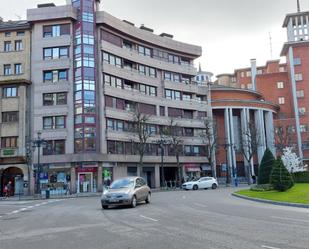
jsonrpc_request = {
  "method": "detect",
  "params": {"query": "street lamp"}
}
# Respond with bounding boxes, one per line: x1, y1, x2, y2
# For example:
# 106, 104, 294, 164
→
32, 131, 47, 195
157, 138, 168, 188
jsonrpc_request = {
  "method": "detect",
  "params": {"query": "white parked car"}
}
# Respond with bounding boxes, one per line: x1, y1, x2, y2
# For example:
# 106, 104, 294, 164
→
182, 177, 218, 190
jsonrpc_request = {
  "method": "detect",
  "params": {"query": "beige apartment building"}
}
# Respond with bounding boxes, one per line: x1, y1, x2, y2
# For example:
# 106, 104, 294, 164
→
0, 20, 31, 196
21, 0, 209, 196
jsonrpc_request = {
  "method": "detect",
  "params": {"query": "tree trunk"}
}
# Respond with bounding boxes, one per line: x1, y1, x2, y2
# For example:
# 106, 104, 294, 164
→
176, 154, 181, 185
138, 153, 144, 177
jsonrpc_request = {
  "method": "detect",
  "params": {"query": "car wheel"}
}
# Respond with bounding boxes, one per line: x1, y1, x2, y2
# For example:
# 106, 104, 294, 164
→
131, 195, 137, 208
145, 193, 151, 204
212, 183, 217, 189
102, 204, 108, 209
193, 185, 198, 190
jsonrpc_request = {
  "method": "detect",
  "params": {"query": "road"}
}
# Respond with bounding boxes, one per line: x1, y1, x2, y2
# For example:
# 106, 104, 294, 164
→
0, 188, 309, 249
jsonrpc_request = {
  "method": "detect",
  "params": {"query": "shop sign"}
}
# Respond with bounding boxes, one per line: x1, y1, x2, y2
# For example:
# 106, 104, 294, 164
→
3, 149, 15, 156
39, 172, 48, 180
76, 167, 97, 173
184, 163, 201, 172
201, 164, 211, 171
221, 164, 227, 172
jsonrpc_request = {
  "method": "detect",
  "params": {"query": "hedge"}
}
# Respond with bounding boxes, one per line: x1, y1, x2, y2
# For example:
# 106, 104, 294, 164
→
292, 171, 309, 183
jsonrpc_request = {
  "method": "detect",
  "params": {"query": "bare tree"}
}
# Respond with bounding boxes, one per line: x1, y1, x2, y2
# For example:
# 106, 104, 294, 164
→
200, 117, 217, 178
163, 119, 183, 183
240, 121, 262, 184
275, 125, 295, 155
132, 111, 152, 176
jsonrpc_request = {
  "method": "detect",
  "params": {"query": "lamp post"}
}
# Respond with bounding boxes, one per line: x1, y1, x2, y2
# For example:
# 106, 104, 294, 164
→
32, 131, 46, 195
224, 142, 231, 186
157, 138, 168, 188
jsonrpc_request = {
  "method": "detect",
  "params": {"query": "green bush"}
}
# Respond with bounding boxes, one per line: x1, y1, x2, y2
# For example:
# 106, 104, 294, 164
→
292, 171, 309, 183
258, 148, 275, 184
250, 184, 274, 192
270, 158, 294, 192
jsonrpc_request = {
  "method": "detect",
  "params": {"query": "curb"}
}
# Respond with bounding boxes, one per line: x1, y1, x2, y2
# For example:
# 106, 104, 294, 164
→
232, 192, 309, 209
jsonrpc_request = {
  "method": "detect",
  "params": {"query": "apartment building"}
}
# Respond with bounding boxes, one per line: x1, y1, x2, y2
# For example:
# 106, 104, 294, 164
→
212, 7, 309, 182
0, 20, 31, 196
27, 0, 209, 194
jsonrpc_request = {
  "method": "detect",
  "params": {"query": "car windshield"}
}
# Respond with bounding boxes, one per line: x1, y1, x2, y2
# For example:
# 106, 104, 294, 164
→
110, 179, 134, 189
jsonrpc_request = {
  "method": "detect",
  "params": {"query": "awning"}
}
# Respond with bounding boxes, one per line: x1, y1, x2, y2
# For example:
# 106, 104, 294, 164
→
184, 164, 201, 172
201, 164, 211, 171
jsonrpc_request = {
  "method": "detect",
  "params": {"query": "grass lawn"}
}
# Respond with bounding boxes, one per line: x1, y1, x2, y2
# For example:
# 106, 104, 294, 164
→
235, 183, 309, 204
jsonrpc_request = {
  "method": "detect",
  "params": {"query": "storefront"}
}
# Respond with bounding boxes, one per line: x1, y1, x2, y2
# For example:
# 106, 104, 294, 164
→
76, 163, 98, 193
39, 164, 70, 196
184, 163, 201, 181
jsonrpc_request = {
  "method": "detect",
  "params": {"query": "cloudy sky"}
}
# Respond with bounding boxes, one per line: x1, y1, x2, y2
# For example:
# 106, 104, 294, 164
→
1, 0, 308, 76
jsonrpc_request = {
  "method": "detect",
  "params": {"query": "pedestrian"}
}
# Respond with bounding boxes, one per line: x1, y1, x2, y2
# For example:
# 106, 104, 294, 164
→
3, 184, 8, 198
6, 181, 12, 198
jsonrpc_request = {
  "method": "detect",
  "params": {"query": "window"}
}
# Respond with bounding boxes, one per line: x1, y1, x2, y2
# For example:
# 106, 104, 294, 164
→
43, 93, 54, 106
1, 137, 18, 148
165, 90, 172, 99
4, 41, 12, 52
43, 140, 65, 155
43, 24, 70, 37
257, 69, 263, 75
240, 72, 245, 78
278, 97, 285, 105
16, 31, 25, 36
15, 40, 23, 51
4, 65, 12, 75
246, 71, 251, 77
14, 64, 22, 75
82, 12, 94, 22
295, 73, 303, 81
138, 45, 152, 57
296, 90, 304, 98
44, 46, 69, 59
164, 72, 172, 81
182, 93, 191, 101
43, 116, 66, 129
299, 107, 306, 116
5, 32, 11, 37
2, 112, 18, 122
277, 82, 284, 89
43, 69, 68, 82
294, 58, 301, 65
3, 87, 17, 97
279, 67, 285, 72
300, 125, 308, 133
247, 84, 253, 89
56, 92, 67, 105
139, 65, 146, 75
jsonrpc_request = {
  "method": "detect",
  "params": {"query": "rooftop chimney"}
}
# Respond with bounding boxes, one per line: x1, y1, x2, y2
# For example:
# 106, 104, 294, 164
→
37, 3, 56, 8
250, 59, 257, 91
140, 24, 154, 33
160, 33, 173, 39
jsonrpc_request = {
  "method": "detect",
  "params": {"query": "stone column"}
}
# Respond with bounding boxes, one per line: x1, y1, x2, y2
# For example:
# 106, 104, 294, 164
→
265, 111, 276, 156
240, 108, 250, 178
70, 166, 76, 194
97, 163, 103, 192
224, 108, 232, 182
155, 164, 160, 188
228, 108, 237, 180
254, 109, 266, 164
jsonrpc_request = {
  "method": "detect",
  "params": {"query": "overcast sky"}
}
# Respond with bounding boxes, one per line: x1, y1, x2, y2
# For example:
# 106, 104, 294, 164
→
1, 0, 308, 77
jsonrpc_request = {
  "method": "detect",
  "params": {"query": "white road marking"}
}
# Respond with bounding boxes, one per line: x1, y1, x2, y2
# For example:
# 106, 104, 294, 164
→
271, 216, 309, 223
193, 203, 207, 208
11, 210, 19, 214
261, 245, 281, 249
27, 206, 34, 209
41, 202, 48, 205
20, 208, 27, 211
182, 196, 186, 199
139, 215, 158, 222
34, 204, 41, 207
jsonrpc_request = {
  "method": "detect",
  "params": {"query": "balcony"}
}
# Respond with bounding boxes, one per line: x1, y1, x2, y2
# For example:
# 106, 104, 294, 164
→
1, 148, 18, 157
101, 40, 197, 76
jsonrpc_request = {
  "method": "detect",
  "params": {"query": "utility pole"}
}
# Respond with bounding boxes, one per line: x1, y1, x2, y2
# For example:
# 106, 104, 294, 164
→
297, 0, 301, 12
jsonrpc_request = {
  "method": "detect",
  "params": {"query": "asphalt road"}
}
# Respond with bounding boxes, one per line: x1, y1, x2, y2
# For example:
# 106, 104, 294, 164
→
0, 188, 309, 249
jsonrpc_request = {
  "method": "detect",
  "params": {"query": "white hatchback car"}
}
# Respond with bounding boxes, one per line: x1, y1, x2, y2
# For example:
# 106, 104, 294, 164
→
182, 177, 218, 190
